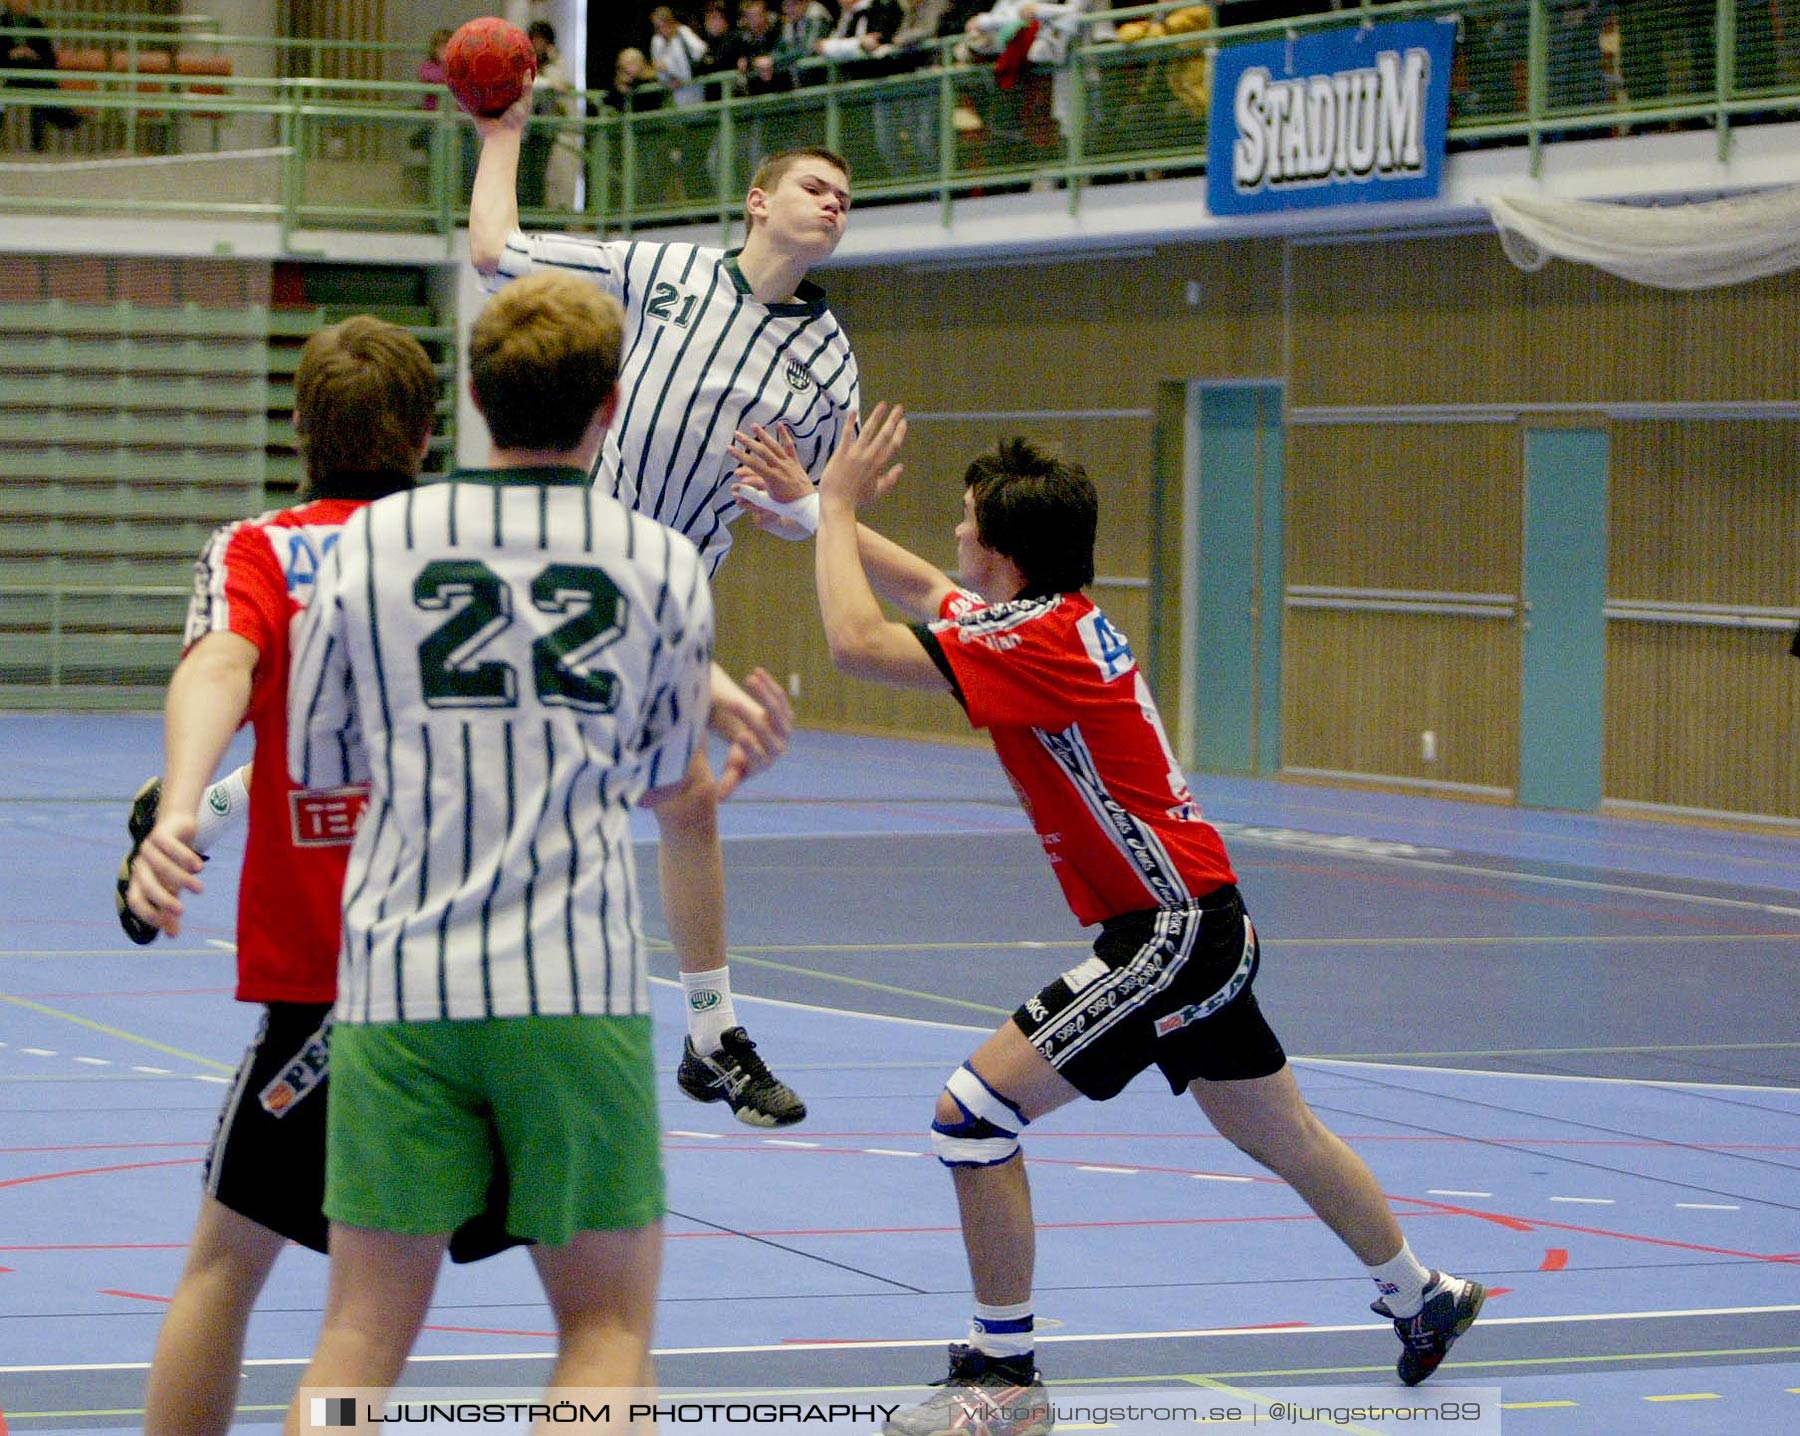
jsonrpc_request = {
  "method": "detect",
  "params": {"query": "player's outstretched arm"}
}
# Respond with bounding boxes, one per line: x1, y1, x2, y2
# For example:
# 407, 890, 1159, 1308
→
127, 632, 257, 938
467, 95, 529, 275
815, 404, 950, 689
732, 419, 954, 620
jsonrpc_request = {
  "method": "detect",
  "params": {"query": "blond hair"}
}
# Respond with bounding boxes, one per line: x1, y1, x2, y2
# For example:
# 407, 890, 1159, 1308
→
470, 273, 624, 452
294, 316, 436, 484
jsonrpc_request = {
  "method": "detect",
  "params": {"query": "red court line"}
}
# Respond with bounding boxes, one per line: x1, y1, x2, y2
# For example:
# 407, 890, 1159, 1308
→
1540, 1248, 1570, 1271
0, 1158, 202, 1191
100, 1289, 168, 1304
0, 1142, 207, 1155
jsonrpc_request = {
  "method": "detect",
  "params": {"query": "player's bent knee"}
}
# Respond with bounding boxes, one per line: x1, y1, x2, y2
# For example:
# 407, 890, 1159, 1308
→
930, 1062, 1028, 1167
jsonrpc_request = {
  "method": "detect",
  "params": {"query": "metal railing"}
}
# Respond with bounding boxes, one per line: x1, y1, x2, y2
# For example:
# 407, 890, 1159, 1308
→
1, 2, 1797, 243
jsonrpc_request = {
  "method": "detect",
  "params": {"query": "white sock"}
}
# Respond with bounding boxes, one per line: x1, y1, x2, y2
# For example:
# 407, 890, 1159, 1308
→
969, 1298, 1034, 1362
681, 968, 738, 1052
1367, 1241, 1434, 1317
191, 767, 249, 854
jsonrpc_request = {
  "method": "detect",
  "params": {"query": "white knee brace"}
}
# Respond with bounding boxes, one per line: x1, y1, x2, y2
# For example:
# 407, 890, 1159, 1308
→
930, 1062, 1028, 1167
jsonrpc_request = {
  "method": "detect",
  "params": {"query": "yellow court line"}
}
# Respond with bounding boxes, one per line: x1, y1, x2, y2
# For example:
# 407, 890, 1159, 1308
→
1643, 1392, 1721, 1402
1504, 1400, 1579, 1409
0, 991, 234, 1072
1181, 1375, 1389, 1436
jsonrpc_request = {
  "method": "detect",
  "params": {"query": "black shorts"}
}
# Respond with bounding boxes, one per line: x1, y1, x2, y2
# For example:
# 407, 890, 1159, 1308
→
204, 1001, 521, 1262
1011, 888, 1287, 1101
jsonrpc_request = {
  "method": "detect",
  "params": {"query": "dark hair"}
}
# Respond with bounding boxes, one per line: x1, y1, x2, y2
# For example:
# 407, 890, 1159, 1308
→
963, 438, 1097, 595
294, 315, 435, 492
528, 20, 555, 45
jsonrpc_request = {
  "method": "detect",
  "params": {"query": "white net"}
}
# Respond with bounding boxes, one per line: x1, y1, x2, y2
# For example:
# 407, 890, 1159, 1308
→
1484, 186, 1800, 289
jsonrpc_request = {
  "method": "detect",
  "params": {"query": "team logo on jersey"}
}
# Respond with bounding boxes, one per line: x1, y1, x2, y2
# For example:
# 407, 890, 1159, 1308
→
783, 359, 813, 393
289, 786, 368, 846
259, 1028, 329, 1115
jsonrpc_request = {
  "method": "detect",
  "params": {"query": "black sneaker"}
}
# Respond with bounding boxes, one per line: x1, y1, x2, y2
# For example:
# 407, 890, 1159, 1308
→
1372, 1272, 1486, 1386
676, 1026, 806, 1127
884, 1343, 1053, 1436
114, 777, 163, 946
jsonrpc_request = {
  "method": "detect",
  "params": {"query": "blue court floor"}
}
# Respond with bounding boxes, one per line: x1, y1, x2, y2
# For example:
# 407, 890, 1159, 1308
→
2, 716, 1797, 1432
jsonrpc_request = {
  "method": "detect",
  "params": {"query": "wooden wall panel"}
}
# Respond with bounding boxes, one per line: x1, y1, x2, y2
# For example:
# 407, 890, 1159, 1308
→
1284, 424, 1521, 592
1605, 623, 1800, 818
1610, 421, 1800, 604
1290, 234, 1800, 409
826, 240, 1285, 411
723, 235, 1290, 742
1281, 611, 1520, 790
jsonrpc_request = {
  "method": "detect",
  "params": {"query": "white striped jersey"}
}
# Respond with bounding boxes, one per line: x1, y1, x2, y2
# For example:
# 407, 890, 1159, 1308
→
287, 468, 714, 1025
490, 231, 860, 574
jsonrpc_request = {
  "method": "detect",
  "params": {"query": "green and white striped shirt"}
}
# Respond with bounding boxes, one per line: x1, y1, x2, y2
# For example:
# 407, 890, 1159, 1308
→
288, 468, 713, 1024
491, 233, 860, 575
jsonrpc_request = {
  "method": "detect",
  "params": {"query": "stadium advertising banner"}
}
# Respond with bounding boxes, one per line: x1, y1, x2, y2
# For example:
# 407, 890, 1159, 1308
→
1206, 19, 1456, 216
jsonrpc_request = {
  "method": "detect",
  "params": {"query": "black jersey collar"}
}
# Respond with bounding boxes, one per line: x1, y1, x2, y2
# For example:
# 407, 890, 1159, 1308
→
723, 250, 828, 316
444, 465, 590, 487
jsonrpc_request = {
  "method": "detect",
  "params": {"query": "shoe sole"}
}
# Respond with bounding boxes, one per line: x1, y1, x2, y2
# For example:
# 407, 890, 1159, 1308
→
678, 1078, 806, 1128
1399, 1284, 1486, 1386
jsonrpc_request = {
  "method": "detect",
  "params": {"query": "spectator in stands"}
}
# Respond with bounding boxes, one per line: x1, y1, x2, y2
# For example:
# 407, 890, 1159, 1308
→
872, 0, 958, 175
417, 27, 451, 110
1618, 0, 1714, 109
606, 46, 662, 113
1543, 3, 1608, 111
817, 0, 904, 175
650, 5, 710, 107
649, 5, 714, 200
728, 0, 782, 78
525, 21, 582, 212
3, 0, 79, 151
956, 1, 1087, 166
773, 0, 834, 85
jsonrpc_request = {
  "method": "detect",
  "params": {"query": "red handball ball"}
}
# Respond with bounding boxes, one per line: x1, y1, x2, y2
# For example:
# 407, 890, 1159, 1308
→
444, 17, 536, 119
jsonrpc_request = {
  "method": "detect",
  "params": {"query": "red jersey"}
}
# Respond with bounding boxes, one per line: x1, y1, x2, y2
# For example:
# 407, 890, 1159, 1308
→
923, 590, 1236, 925
184, 498, 370, 1003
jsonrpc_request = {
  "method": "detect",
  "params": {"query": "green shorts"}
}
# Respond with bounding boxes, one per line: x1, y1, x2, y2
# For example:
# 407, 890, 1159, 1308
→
326, 1015, 663, 1246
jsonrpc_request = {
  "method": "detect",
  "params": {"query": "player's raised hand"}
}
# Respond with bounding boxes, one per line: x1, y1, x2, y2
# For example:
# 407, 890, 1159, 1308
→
126, 816, 206, 940
708, 664, 794, 800
729, 423, 815, 539
468, 92, 531, 140
819, 402, 906, 512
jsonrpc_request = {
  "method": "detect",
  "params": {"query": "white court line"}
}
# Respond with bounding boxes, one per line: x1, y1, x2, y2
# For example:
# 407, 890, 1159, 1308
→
657, 984, 1800, 1093
721, 828, 1800, 918
10, 1303, 1800, 1376
1550, 1196, 1617, 1205
1429, 1189, 1493, 1198
1676, 1203, 1742, 1211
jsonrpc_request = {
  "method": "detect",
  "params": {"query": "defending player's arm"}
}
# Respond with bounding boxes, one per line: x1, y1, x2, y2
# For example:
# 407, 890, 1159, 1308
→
814, 404, 951, 689
125, 632, 258, 937
733, 419, 955, 621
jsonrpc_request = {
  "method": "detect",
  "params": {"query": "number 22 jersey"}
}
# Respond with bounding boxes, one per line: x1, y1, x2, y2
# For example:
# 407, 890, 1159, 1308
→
916, 590, 1237, 926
